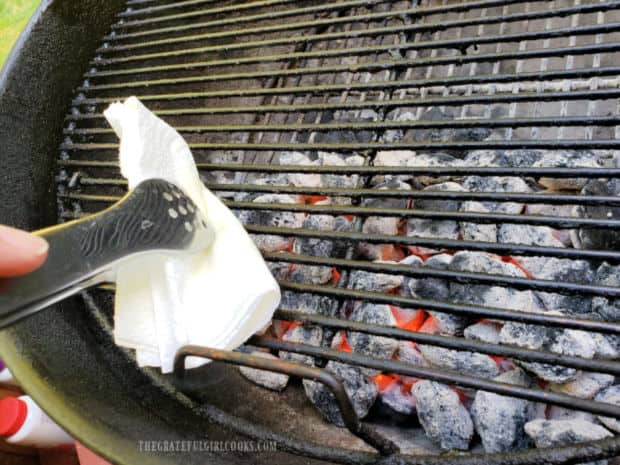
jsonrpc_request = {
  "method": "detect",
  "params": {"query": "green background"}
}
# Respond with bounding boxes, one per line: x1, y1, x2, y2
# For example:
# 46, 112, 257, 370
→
0, 1, 39, 67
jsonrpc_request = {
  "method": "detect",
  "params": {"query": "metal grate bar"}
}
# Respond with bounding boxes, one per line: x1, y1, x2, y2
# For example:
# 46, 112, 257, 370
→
74, 67, 620, 105
83, 43, 620, 88
274, 280, 620, 334
96, 2, 620, 61
112, 0, 387, 31
245, 224, 620, 263
56, 160, 620, 178
75, 282, 620, 338
59, 139, 620, 152
57, 192, 620, 229
92, 23, 620, 74
126, 0, 162, 5
119, 0, 258, 18
265, 252, 620, 298
62, 115, 620, 133
249, 336, 620, 419
72, 91, 620, 117
54, 217, 620, 273
77, 178, 620, 207
104, 0, 548, 44
272, 310, 620, 375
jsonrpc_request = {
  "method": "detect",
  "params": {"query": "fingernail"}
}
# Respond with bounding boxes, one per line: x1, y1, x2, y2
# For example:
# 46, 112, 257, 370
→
0, 226, 49, 256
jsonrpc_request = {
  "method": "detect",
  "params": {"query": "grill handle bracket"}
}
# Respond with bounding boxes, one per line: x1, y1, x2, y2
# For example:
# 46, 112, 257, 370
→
173, 344, 400, 456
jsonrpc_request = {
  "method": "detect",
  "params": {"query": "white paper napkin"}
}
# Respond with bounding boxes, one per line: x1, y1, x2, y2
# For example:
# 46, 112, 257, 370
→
104, 97, 281, 373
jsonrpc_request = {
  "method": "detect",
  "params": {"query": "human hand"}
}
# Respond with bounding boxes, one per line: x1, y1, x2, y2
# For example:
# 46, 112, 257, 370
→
0, 226, 49, 277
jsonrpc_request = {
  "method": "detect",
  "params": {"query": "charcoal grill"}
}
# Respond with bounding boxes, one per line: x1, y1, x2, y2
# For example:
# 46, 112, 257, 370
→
2, 0, 620, 464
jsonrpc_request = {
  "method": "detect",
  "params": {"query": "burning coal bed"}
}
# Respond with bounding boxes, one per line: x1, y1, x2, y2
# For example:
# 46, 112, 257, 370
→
214, 110, 620, 456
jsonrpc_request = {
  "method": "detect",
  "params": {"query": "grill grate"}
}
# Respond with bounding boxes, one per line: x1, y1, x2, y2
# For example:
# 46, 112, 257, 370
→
57, 0, 620, 463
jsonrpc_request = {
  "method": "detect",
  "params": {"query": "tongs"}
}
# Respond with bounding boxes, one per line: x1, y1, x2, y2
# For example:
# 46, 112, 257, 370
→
0, 179, 212, 329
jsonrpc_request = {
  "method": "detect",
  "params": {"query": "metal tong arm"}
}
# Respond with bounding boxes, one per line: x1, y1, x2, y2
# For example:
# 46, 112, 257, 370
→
0, 179, 208, 329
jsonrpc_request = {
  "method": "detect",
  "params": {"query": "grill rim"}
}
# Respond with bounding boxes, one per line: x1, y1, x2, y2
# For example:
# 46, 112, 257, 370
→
4, 0, 620, 463
87, 0, 620, 459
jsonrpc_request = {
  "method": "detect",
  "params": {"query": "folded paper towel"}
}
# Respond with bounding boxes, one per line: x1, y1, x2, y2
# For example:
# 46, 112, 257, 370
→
104, 97, 281, 373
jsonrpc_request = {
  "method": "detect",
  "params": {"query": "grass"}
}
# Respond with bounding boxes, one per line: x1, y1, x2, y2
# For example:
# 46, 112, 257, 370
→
0, 0, 40, 68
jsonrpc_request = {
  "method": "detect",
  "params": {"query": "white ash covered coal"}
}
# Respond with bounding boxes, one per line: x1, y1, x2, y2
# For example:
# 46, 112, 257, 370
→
471, 368, 535, 453
346, 303, 399, 360
449, 252, 541, 312
288, 214, 354, 286
499, 322, 590, 383
374, 376, 418, 417
593, 263, 620, 322
231, 80, 620, 459
463, 149, 609, 187
547, 406, 598, 424
464, 321, 502, 344
396, 337, 428, 363
460, 175, 531, 243
525, 203, 575, 247
279, 324, 323, 367
387, 107, 491, 145
236, 193, 306, 253
303, 360, 379, 427
412, 380, 474, 451
315, 109, 380, 145
417, 344, 500, 380
348, 269, 404, 293
524, 419, 613, 465
596, 386, 620, 433
345, 270, 404, 362
404, 254, 464, 335
374, 149, 461, 187
359, 178, 411, 262
548, 372, 614, 400
575, 179, 620, 251
239, 351, 290, 392
279, 291, 336, 317
279, 150, 365, 199
518, 257, 594, 317
497, 223, 566, 248
406, 182, 465, 250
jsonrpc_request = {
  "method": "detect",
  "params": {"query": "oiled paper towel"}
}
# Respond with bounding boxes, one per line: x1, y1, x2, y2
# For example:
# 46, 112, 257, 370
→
104, 97, 281, 373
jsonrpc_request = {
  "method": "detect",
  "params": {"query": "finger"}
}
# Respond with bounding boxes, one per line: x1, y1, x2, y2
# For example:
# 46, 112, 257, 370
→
0, 226, 49, 277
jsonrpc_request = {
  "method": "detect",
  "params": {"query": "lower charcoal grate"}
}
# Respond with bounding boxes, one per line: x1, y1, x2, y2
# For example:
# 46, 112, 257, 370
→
57, 0, 620, 463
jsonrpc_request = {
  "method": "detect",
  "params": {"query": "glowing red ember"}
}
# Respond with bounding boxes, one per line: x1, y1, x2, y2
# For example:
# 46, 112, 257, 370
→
389, 306, 427, 332
406, 246, 434, 261
418, 315, 441, 334
300, 195, 328, 205
331, 267, 341, 284
372, 373, 399, 392
500, 256, 533, 279
381, 245, 406, 261
271, 320, 301, 339
337, 331, 353, 353
450, 386, 468, 403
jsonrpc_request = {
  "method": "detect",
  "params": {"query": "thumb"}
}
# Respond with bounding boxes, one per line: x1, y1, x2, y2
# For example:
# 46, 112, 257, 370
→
0, 226, 49, 277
